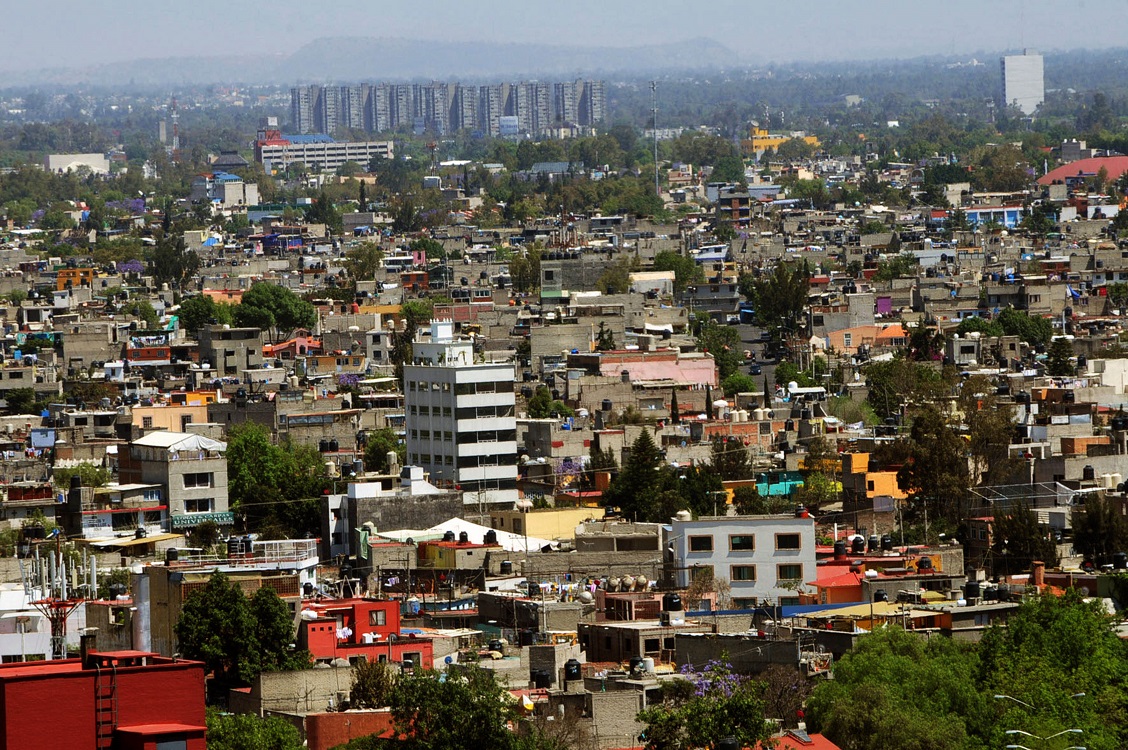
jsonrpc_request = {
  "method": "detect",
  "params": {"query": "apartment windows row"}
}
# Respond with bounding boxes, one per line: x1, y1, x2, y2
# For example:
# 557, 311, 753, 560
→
456, 405, 515, 420
410, 404, 453, 417
410, 429, 455, 442
454, 381, 514, 396
410, 452, 454, 467
687, 532, 802, 553
692, 563, 805, 585
409, 380, 452, 393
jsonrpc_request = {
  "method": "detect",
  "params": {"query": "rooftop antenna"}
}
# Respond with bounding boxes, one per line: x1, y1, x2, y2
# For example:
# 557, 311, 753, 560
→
651, 81, 659, 197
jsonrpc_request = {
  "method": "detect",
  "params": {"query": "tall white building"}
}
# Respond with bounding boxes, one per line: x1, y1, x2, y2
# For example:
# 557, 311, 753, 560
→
404, 321, 519, 507
1001, 50, 1044, 116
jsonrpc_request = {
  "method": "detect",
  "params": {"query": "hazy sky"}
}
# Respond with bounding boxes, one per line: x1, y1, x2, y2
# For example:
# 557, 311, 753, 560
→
4, 0, 1128, 71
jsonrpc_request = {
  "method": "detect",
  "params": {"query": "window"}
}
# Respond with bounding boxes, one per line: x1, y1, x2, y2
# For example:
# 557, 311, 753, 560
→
369, 609, 387, 626
142, 416, 153, 428
183, 473, 212, 489
729, 535, 754, 551
777, 563, 803, 582
731, 565, 756, 582
733, 598, 758, 609
775, 533, 801, 550
843, 333, 853, 348
644, 637, 660, 652
184, 497, 213, 513
688, 535, 713, 552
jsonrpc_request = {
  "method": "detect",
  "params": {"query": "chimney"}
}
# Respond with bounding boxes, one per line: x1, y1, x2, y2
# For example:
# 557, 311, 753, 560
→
1032, 560, 1045, 588
80, 629, 98, 668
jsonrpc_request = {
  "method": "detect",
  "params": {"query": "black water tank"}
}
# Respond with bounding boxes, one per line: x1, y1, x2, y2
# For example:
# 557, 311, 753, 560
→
964, 580, 981, 599
303, 582, 314, 597
868, 535, 879, 552
881, 534, 894, 552
917, 557, 934, 572
601, 399, 613, 412
1062, 390, 1076, 404
443, 530, 456, 542
1113, 415, 1128, 432
718, 739, 740, 750
329, 439, 340, 452
564, 658, 582, 681
1083, 465, 1096, 481
458, 531, 469, 544
500, 560, 514, 575
874, 589, 889, 603
226, 537, 242, 557
662, 592, 683, 612
488, 639, 504, 653
531, 669, 552, 689
484, 530, 498, 545
165, 547, 179, 563
629, 656, 645, 673
851, 536, 866, 554
70, 474, 83, 490
996, 583, 1011, 602
1114, 552, 1128, 570
319, 439, 330, 453
833, 540, 848, 558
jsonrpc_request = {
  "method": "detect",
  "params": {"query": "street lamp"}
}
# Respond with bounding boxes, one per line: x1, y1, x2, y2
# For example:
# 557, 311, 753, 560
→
994, 693, 1085, 710
1005, 730, 1083, 742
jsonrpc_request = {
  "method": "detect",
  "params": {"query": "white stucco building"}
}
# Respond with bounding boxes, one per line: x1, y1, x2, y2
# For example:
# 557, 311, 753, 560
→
404, 320, 518, 507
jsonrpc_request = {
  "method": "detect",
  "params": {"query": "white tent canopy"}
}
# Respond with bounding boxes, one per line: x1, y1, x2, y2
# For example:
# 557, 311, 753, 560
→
376, 517, 556, 554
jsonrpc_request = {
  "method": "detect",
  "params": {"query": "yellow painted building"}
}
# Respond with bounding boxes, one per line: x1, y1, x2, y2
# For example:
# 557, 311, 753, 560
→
742, 128, 820, 156
131, 403, 210, 432
490, 506, 603, 541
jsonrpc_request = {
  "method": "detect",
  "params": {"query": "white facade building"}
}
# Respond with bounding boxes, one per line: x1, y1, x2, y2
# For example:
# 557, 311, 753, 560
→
669, 514, 817, 608
404, 320, 518, 507
1001, 50, 1044, 116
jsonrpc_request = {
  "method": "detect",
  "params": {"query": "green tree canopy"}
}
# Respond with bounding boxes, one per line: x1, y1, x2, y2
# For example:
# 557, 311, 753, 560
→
177, 294, 233, 335
997, 307, 1052, 346
638, 660, 773, 750
652, 250, 704, 296
205, 708, 303, 750
740, 261, 811, 340
363, 427, 406, 474
239, 282, 317, 338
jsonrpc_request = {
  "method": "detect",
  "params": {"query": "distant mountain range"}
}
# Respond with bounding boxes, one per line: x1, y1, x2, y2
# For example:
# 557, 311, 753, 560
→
1, 37, 742, 88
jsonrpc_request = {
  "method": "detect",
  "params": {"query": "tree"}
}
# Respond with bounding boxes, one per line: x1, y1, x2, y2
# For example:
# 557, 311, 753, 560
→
697, 317, 743, 380
1072, 493, 1128, 566
149, 235, 200, 290
721, 372, 757, 397
906, 320, 945, 361
997, 307, 1052, 346
864, 358, 950, 421
225, 423, 328, 535
52, 462, 111, 490
595, 321, 616, 351
175, 572, 267, 689
652, 250, 704, 296
391, 299, 433, 383
806, 627, 987, 750
896, 405, 970, 528
509, 246, 542, 293
602, 430, 666, 520
596, 255, 638, 295
386, 667, 520, 750
638, 660, 773, 750
238, 282, 317, 339
977, 591, 1128, 750
178, 294, 233, 335
344, 241, 385, 282
249, 586, 311, 673
1046, 337, 1075, 376
712, 155, 747, 183
732, 485, 791, 515
3, 387, 43, 416
350, 659, 396, 709
527, 385, 572, 419
742, 261, 811, 340
205, 708, 303, 750
758, 664, 813, 728
304, 190, 342, 234
955, 316, 1003, 338
711, 436, 753, 480
122, 298, 159, 328
959, 375, 1017, 486
990, 501, 1059, 577
363, 427, 405, 473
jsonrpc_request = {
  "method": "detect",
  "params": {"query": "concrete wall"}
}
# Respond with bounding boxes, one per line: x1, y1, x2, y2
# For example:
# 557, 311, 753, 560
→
518, 550, 665, 582
229, 666, 356, 715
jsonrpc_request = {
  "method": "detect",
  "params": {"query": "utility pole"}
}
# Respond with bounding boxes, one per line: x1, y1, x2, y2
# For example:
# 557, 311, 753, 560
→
651, 81, 659, 197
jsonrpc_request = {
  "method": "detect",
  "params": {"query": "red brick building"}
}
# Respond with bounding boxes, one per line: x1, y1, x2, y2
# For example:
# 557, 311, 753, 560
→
0, 645, 206, 750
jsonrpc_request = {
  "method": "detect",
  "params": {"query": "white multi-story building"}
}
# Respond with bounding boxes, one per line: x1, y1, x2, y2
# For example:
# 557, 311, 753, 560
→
669, 514, 817, 608
1001, 50, 1044, 116
404, 320, 518, 507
